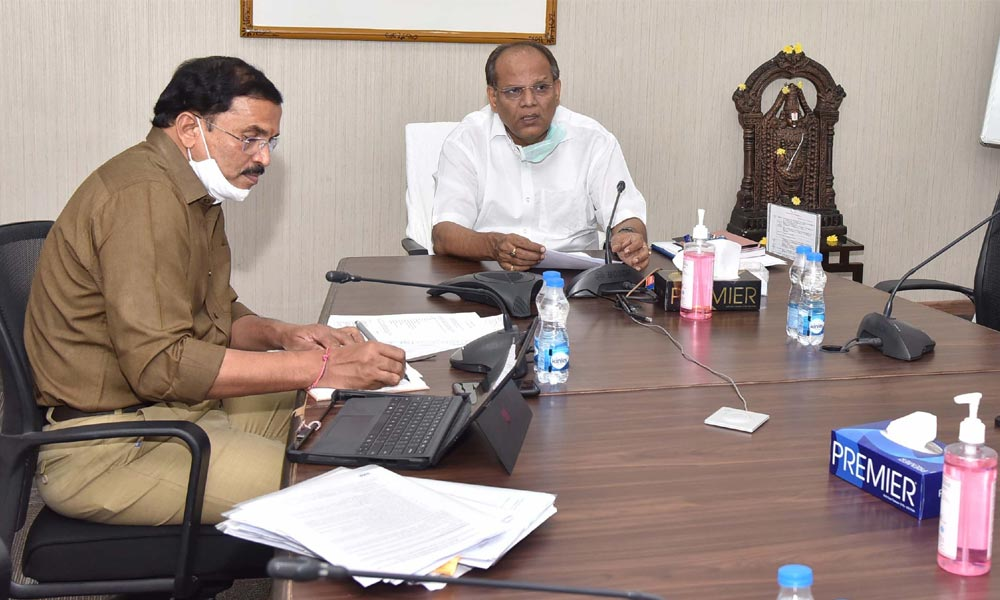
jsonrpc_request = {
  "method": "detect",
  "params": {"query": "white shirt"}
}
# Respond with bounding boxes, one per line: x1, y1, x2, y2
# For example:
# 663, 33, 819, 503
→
431, 105, 647, 252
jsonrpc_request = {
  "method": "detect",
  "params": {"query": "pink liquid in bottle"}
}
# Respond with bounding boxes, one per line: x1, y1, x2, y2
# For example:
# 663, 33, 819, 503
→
937, 447, 997, 576
680, 245, 714, 320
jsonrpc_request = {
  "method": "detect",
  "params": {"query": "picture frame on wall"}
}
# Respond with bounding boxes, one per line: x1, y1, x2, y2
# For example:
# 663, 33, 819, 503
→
240, 0, 557, 44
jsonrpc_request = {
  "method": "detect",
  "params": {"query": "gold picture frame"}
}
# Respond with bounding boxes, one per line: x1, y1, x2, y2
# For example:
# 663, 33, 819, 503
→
240, 0, 557, 44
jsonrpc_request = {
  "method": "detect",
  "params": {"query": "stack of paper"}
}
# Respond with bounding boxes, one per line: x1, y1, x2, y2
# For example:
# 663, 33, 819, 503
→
218, 465, 556, 588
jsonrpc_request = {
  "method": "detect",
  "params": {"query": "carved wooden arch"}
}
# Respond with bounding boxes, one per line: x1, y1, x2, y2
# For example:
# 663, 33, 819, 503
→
728, 50, 848, 241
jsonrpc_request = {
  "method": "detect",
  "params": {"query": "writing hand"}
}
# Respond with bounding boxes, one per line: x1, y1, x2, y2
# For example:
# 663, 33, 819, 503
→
321, 342, 407, 390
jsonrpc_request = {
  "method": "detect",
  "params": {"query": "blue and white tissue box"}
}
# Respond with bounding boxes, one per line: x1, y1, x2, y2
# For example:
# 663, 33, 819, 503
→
829, 421, 945, 519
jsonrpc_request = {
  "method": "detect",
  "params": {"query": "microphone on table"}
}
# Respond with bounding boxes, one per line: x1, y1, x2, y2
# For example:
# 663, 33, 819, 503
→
268, 556, 664, 600
566, 180, 645, 298
326, 270, 521, 374
836, 204, 1000, 360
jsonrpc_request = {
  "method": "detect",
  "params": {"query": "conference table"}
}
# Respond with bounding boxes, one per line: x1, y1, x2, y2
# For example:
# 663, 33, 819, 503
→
275, 255, 1000, 600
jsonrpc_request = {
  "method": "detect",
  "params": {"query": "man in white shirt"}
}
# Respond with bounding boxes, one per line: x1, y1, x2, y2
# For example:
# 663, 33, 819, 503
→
431, 42, 650, 272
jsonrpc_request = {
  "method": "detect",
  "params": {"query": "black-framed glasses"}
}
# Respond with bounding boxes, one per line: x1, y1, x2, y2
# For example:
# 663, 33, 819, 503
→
199, 117, 279, 155
494, 82, 555, 101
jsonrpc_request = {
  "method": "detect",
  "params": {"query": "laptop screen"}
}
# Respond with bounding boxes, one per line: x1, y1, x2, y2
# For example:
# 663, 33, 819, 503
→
465, 317, 538, 415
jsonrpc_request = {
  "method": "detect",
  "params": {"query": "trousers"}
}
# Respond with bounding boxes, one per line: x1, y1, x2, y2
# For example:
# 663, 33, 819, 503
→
36, 392, 294, 525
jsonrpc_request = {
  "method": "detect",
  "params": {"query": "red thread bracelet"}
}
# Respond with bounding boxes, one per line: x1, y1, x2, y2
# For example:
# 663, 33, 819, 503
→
307, 350, 330, 390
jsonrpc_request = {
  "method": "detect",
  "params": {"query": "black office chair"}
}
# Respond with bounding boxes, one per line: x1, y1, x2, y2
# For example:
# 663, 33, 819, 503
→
0, 220, 271, 599
875, 192, 1000, 332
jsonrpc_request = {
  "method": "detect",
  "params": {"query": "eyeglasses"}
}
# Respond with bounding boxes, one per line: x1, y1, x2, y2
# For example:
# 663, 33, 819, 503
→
199, 117, 279, 155
494, 82, 555, 101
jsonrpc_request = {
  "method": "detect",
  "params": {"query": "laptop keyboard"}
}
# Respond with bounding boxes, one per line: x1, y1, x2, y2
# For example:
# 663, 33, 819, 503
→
356, 396, 453, 457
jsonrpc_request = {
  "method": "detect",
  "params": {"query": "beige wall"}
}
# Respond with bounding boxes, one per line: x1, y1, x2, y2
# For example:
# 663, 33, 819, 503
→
3, 0, 1000, 324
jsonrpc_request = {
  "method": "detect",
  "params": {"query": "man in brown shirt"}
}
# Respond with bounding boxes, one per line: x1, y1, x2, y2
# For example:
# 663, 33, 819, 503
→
24, 56, 406, 525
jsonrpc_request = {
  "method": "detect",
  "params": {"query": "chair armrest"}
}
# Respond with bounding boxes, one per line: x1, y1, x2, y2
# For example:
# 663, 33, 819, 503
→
0, 537, 10, 600
874, 278, 975, 304
9, 420, 210, 597
401, 237, 429, 256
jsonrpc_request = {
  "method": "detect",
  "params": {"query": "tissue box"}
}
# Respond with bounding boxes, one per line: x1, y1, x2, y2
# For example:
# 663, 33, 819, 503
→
829, 421, 945, 519
652, 269, 762, 312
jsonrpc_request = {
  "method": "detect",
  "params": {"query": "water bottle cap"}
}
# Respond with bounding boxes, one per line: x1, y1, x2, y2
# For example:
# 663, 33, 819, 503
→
542, 270, 561, 280
796, 245, 812, 254
777, 564, 813, 587
547, 277, 565, 287
806, 252, 823, 262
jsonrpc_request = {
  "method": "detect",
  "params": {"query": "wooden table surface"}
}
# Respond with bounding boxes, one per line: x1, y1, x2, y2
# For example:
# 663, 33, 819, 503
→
280, 372, 1000, 600
274, 255, 1000, 600
319, 255, 1000, 394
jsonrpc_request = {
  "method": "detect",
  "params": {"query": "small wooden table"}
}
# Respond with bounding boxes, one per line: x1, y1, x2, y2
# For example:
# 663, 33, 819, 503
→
820, 236, 864, 283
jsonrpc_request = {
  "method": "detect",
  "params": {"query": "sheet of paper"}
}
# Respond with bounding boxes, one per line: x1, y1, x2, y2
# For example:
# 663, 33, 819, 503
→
413, 478, 557, 568
328, 313, 504, 359
536, 249, 606, 270
766, 203, 821, 261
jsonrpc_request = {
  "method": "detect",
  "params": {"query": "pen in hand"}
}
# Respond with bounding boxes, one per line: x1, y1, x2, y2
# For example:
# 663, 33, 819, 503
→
355, 320, 410, 382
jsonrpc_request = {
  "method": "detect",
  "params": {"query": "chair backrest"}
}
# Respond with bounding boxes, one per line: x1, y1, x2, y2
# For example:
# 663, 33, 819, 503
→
403, 122, 459, 253
0, 220, 53, 544
973, 192, 1000, 331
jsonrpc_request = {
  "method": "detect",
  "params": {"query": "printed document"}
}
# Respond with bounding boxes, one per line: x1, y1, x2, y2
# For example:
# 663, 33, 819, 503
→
218, 465, 556, 588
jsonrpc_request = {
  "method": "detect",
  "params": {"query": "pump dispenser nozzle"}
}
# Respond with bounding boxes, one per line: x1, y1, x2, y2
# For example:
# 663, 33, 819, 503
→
692, 209, 709, 241
955, 392, 985, 444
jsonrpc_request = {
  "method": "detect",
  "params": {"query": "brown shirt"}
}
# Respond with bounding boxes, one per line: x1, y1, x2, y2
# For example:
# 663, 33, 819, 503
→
25, 127, 255, 410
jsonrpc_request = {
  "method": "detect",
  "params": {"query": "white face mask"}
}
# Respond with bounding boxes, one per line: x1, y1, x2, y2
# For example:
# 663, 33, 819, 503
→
517, 123, 567, 163
187, 118, 251, 204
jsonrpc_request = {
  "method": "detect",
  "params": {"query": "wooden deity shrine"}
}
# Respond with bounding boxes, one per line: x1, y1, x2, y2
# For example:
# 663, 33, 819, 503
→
728, 47, 848, 241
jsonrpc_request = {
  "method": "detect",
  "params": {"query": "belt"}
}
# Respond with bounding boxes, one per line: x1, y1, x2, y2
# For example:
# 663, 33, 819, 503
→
49, 404, 144, 422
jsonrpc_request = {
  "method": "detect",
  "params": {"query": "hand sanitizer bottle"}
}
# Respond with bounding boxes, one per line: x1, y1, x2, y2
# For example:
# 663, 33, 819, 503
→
937, 392, 997, 576
680, 209, 715, 320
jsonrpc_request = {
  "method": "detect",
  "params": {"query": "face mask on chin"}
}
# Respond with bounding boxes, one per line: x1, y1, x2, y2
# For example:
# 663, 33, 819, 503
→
187, 118, 251, 204
517, 123, 567, 163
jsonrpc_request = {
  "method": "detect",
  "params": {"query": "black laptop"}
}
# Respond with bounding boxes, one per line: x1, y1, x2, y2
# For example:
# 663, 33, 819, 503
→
287, 319, 536, 473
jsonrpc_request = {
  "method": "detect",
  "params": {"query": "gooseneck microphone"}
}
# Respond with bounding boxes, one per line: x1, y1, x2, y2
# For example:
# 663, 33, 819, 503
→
566, 181, 644, 298
604, 180, 628, 265
326, 270, 518, 373
268, 556, 664, 600
846, 203, 1000, 361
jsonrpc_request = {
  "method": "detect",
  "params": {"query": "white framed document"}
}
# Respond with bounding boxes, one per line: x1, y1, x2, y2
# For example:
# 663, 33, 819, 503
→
983, 35, 1000, 146
766, 203, 821, 261
240, 0, 557, 44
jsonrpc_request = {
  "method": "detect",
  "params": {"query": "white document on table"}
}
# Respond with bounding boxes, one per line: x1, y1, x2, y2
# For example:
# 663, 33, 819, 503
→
219, 465, 506, 585
536, 249, 606, 270
766, 203, 821, 261
327, 312, 504, 359
413, 478, 557, 569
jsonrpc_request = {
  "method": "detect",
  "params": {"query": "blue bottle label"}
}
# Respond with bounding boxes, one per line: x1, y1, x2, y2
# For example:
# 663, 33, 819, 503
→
798, 304, 825, 336
550, 343, 570, 371
786, 302, 799, 330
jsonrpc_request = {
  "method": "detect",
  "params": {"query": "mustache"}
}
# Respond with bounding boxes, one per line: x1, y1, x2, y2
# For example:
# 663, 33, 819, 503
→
242, 164, 265, 177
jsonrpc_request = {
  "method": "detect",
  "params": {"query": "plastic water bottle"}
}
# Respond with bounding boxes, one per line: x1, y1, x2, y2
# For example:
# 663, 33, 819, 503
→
535, 276, 570, 385
797, 252, 827, 346
776, 564, 815, 600
533, 271, 560, 375
786, 245, 811, 338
